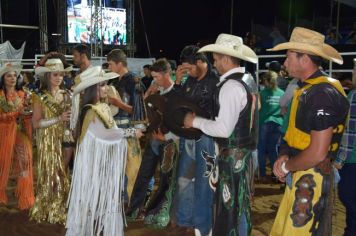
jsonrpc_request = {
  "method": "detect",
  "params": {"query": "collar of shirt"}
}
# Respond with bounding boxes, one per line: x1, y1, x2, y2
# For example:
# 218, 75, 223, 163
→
218, 67, 245, 86
297, 70, 327, 88
159, 81, 174, 95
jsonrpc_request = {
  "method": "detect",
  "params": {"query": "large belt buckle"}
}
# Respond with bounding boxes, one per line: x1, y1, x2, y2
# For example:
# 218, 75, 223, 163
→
115, 119, 130, 125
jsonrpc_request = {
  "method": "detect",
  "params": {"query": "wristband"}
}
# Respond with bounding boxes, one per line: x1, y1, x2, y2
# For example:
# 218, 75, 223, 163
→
281, 161, 290, 174
39, 117, 61, 128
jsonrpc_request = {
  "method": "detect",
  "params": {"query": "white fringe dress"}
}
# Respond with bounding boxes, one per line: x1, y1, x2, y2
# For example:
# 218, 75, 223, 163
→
66, 106, 135, 236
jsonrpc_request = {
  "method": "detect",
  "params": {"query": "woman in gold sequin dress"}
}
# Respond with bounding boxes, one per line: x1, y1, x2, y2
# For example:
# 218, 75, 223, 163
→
0, 63, 35, 210
30, 58, 73, 224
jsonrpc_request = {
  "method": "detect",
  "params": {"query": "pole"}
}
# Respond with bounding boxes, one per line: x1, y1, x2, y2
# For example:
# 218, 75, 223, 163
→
0, 1, 3, 43
138, 0, 151, 57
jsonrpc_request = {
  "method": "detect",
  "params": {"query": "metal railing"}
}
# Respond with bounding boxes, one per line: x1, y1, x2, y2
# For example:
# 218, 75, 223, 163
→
255, 51, 356, 82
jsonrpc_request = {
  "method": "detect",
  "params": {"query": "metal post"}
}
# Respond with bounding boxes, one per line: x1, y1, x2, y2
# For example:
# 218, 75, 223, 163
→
39, 0, 48, 53
0, 0, 3, 43
127, 0, 135, 57
90, 0, 102, 57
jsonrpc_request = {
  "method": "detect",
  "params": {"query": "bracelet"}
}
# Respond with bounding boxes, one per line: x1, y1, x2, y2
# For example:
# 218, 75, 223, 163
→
281, 161, 290, 174
39, 117, 61, 128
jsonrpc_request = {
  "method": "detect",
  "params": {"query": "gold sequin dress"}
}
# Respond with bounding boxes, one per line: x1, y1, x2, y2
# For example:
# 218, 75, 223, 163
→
30, 90, 70, 224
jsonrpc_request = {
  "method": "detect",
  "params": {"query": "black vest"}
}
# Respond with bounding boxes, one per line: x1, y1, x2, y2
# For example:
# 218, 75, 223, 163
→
214, 73, 257, 150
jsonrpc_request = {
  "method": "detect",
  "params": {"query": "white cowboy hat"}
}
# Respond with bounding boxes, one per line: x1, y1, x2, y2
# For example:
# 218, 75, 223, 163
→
35, 58, 73, 76
198, 33, 258, 64
268, 27, 343, 65
73, 66, 118, 95
0, 63, 22, 78
70, 66, 119, 129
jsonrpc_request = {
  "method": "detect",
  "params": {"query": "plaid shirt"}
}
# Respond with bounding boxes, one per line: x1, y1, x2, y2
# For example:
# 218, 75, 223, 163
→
336, 90, 356, 166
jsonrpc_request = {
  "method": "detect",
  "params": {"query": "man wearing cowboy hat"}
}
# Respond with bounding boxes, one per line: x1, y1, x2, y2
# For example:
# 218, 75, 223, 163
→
267, 27, 349, 236
184, 33, 259, 236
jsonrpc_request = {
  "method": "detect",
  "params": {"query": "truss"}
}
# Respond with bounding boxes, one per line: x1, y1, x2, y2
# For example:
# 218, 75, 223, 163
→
38, 0, 48, 53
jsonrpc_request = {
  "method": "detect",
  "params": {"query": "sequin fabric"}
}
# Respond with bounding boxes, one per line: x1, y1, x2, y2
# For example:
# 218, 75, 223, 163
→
29, 92, 70, 224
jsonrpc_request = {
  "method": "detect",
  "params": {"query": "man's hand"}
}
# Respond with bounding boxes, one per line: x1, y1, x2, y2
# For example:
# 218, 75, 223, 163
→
175, 65, 190, 84
183, 112, 195, 129
152, 128, 166, 142
273, 155, 289, 180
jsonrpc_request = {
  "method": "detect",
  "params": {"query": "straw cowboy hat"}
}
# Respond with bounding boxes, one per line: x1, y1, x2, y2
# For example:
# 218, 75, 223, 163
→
0, 63, 22, 78
73, 66, 118, 95
35, 58, 73, 77
268, 27, 343, 65
198, 33, 258, 64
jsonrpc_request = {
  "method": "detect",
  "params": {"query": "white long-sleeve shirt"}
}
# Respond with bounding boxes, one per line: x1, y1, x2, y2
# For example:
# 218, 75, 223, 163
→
192, 67, 247, 138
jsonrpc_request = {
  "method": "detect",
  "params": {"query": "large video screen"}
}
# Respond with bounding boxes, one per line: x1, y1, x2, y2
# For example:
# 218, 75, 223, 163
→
67, 0, 126, 45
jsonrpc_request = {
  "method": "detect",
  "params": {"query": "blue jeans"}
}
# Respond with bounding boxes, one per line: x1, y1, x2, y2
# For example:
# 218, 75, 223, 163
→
258, 121, 281, 177
338, 163, 356, 236
175, 135, 215, 236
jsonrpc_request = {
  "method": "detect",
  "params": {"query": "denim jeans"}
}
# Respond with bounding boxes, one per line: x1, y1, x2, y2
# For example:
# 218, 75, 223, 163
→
338, 163, 356, 236
175, 135, 215, 236
258, 121, 281, 177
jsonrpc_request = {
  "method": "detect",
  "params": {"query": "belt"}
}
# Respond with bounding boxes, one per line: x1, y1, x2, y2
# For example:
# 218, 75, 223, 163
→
115, 119, 130, 125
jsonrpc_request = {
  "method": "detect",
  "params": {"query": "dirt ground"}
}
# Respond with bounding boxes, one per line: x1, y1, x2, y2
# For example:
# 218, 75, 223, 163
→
0, 179, 346, 236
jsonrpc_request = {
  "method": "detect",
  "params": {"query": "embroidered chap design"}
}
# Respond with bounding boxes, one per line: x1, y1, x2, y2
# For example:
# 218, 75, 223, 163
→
201, 150, 216, 177
290, 174, 316, 227
160, 140, 175, 173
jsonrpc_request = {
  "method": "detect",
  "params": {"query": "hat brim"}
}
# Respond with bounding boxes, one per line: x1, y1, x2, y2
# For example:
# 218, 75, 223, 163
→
268, 42, 343, 65
199, 44, 258, 64
163, 96, 209, 139
0, 65, 23, 78
145, 94, 167, 133
35, 65, 73, 77
73, 72, 118, 95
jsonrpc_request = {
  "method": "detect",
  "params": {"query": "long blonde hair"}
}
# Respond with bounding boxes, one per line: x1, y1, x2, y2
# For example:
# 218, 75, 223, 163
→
263, 71, 278, 89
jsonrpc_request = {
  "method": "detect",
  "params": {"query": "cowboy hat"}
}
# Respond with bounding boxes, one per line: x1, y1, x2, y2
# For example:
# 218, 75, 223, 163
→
70, 66, 119, 129
198, 33, 258, 64
73, 66, 118, 95
268, 27, 343, 65
145, 94, 169, 134
35, 58, 73, 77
0, 63, 22, 78
163, 96, 209, 140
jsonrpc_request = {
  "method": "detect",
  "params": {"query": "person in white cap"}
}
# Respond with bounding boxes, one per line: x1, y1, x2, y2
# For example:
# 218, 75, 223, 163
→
269, 27, 349, 236
66, 66, 143, 236
30, 58, 73, 224
0, 63, 35, 210
184, 33, 259, 236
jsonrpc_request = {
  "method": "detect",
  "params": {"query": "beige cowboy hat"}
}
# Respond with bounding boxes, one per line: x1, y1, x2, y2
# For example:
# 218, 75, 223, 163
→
268, 27, 343, 65
73, 66, 118, 95
35, 58, 73, 76
0, 63, 22, 78
198, 33, 258, 64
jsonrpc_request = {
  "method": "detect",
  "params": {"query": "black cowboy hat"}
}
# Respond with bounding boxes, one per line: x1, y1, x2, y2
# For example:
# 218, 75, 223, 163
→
163, 96, 209, 140
145, 94, 169, 134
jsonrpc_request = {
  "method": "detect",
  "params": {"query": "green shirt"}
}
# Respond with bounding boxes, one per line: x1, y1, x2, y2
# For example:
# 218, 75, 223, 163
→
259, 87, 284, 126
